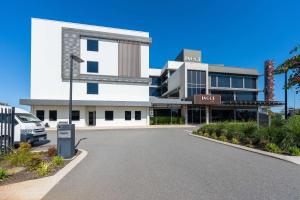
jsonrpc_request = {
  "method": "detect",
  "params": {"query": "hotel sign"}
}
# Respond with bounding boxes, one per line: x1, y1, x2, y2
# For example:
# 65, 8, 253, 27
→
193, 94, 221, 105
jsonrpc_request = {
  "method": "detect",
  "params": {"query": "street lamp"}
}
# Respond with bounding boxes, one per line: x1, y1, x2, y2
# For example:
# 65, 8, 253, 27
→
69, 54, 84, 124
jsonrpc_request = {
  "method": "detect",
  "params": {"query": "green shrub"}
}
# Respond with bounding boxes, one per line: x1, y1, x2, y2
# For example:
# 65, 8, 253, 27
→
51, 156, 64, 166
0, 168, 8, 180
271, 113, 285, 128
288, 146, 300, 156
265, 143, 282, 154
19, 142, 31, 152
285, 115, 300, 147
27, 153, 43, 171
5, 151, 32, 166
219, 135, 228, 142
47, 146, 57, 157
37, 162, 53, 176
231, 137, 239, 144
211, 132, 218, 140
203, 132, 209, 137
150, 116, 185, 125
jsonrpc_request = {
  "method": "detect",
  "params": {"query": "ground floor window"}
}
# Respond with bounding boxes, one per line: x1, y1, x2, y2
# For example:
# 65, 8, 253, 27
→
125, 111, 131, 120
135, 111, 141, 120
105, 111, 113, 121
150, 108, 183, 125
72, 110, 80, 121
49, 110, 57, 121
36, 110, 44, 121
211, 109, 234, 122
236, 109, 256, 121
187, 106, 206, 124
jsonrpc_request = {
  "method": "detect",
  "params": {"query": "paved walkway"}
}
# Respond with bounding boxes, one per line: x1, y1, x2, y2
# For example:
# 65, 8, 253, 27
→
43, 128, 300, 200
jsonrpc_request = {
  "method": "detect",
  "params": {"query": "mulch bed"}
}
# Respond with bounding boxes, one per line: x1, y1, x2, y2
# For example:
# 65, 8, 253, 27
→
0, 151, 80, 186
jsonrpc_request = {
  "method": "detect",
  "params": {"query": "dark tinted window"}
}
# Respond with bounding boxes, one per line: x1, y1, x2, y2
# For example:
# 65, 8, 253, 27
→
87, 39, 98, 51
49, 110, 57, 121
36, 110, 44, 121
87, 83, 98, 94
135, 111, 141, 120
211, 75, 217, 87
105, 111, 113, 121
211, 90, 234, 101
231, 76, 243, 88
150, 77, 161, 86
244, 77, 256, 89
236, 92, 257, 101
218, 75, 230, 87
87, 61, 98, 73
187, 70, 206, 97
125, 111, 131, 120
150, 87, 161, 97
72, 110, 80, 121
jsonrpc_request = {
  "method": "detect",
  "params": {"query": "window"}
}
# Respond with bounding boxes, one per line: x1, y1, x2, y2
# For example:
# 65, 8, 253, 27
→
135, 111, 141, 120
125, 111, 131, 120
105, 111, 113, 121
36, 110, 45, 121
150, 87, 161, 97
150, 77, 161, 86
218, 75, 230, 87
72, 111, 80, 121
87, 61, 98, 73
49, 110, 57, 121
187, 70, 206, 97
87, 83, 98, 94
87, 39, 98, 51
236, 92, 257, 101
244, 77, 256, 89
211, 90, 234, 101
211, 75, 217, 87
231, 76, 243, 88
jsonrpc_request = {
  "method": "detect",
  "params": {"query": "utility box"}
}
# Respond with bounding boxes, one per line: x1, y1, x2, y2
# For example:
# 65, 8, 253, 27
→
57, 123, 75, 159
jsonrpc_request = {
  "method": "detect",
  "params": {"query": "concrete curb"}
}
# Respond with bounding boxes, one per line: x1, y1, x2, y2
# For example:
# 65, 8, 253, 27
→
0, 149, 88, 200
187, 132, 300, 166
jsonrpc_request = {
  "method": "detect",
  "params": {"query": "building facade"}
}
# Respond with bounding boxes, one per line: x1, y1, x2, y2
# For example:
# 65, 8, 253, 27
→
21, 18, 266, 127
21, 18, 151, 127
149, 49, 259, 124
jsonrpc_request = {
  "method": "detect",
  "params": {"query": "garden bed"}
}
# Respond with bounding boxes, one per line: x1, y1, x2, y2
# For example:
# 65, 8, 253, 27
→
192, 115, 300, 156
0, 143, 77, 186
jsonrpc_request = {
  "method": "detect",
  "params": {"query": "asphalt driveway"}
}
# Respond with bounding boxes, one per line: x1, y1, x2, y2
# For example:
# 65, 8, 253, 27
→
43, 128, 300, 200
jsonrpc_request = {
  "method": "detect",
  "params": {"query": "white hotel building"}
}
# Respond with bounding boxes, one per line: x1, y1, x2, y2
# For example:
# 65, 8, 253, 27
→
21, 18, 275, 127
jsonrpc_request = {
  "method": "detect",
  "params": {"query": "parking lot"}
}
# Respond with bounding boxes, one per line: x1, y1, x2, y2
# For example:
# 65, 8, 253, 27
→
43, 128, 300, 200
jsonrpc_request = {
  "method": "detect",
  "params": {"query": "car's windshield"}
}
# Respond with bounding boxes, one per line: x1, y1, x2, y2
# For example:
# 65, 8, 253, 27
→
16, 113, 41, 123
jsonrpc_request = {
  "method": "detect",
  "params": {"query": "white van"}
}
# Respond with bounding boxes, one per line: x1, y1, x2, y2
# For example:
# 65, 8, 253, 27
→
0, 106, 47, 144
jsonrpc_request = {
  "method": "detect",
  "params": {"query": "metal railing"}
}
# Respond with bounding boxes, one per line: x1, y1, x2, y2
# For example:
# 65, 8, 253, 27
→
0, 107, 15, 155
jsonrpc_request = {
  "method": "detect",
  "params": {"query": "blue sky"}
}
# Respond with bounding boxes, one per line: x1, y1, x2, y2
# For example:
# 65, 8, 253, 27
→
0, 0, 300, 111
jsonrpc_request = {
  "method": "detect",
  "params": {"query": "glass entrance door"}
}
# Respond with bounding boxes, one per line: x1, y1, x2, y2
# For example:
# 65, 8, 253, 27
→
88, 111, 96, 126
187, 106, 206, 124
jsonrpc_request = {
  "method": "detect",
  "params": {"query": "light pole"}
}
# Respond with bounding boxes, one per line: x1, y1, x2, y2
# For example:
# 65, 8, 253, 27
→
69, 54, 84, 124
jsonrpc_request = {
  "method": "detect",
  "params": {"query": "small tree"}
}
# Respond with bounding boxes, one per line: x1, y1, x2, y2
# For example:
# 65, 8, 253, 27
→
275, 45, 300, 88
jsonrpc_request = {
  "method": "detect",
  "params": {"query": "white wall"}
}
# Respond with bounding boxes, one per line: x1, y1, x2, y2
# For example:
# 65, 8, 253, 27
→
140, 45, 149, 78
80, 38, 118, 76
31, 18, 150, 102
32, 105, 149, 127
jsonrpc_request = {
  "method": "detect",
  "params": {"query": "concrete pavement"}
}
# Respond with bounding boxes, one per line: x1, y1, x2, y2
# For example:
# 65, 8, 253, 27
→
43, 128, 300, 200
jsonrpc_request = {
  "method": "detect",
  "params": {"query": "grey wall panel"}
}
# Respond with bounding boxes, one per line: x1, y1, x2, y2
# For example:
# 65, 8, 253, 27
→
118, 42, 141, 78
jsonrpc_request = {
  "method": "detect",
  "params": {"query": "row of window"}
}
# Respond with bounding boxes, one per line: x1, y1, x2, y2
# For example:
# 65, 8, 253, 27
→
36, 110, 80, 121
210, 73, 256, 89
36, 110, 142, 121
210, 90, 257, 101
